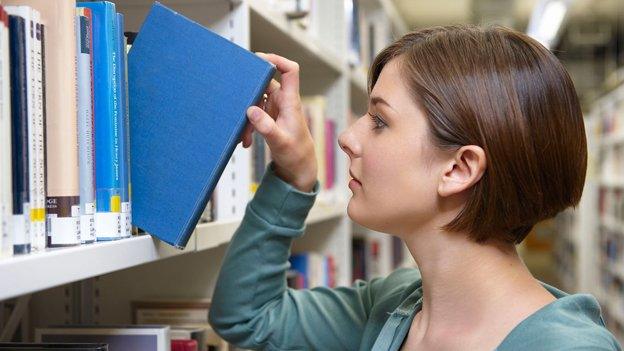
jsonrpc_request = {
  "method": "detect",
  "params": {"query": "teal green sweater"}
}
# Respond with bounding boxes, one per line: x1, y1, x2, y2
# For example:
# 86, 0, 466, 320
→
209, 165, 621, 350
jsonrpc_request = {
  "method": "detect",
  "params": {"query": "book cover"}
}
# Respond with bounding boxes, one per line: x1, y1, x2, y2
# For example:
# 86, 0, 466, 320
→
171, 340, 197, 351
128, 2, 275, 248
9, 14, 31, 254
77, 1, 121, 241
5, 0, 82, 247
76, 9, 96, 243
0, 6, 12, 257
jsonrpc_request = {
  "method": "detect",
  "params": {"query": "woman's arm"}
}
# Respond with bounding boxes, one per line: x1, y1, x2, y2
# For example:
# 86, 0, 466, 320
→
209, 163, 383, 350
209, 53, 383, 350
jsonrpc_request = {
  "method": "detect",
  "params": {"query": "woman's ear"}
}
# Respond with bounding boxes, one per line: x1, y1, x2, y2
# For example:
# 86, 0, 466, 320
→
438, 145, 487, 197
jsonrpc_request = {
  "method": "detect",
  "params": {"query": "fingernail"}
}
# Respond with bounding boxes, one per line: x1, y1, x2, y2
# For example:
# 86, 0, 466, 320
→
248, 106, 260, 121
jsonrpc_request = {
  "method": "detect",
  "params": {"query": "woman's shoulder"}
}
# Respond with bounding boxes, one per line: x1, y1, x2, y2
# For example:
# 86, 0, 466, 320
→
497, 289, 621, 350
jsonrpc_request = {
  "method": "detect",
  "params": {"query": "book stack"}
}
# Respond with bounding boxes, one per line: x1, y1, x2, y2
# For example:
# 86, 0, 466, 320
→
132, 299, 228, 351
287, 252, 336, 289
0, 0, 132, 257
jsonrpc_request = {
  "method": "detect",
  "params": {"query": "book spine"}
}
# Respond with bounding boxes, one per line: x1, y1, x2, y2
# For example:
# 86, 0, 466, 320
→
250, 132, 266, 194
8, 14, 31, 254
116, 12, 131, 238
32, 9, 46, 251
324, 119, 335, 190
6, 6, 45, 251
0, 7, 12, 257
76, 10, 96, 243
78, 2, 122, 240
43, 1, 81, 247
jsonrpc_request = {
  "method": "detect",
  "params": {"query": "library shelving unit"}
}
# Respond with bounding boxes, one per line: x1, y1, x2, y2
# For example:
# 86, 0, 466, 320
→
0, 0, 410, 338
556, 77, 624, 342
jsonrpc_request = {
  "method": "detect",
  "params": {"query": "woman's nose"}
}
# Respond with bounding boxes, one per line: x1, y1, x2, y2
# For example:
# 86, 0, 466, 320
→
338, 127, 361, 159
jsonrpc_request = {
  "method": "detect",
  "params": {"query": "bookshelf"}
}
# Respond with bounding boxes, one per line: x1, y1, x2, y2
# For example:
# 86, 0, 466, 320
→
0, 0, 409, 339
556, 80, 624, 341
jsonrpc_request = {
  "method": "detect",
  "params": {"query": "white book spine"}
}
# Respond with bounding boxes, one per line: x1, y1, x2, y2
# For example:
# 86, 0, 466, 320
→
213, 145, 250, 221
32, 10, 46, 251
0, 13, 12, 257
75, 13, 95, 243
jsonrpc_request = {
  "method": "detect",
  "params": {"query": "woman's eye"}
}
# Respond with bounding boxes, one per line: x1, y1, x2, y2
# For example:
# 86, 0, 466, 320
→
369, 113, 387, 130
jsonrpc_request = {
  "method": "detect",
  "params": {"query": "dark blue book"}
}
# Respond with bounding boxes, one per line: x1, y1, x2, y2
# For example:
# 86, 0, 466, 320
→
128, 2, 275, 248
8, 14, 31, 255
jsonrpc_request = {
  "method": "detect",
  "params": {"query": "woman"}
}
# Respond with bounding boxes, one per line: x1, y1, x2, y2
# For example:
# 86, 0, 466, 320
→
209, 25, 621, 350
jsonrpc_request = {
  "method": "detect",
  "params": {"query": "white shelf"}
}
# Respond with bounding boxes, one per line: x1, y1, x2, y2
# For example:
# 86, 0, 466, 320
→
601, 215, 624, 232
601, 133, 624, 147
248, 0, 344, 79
600, 178, 624, 188
349, 67, 368, 115
0, 200, 345, 301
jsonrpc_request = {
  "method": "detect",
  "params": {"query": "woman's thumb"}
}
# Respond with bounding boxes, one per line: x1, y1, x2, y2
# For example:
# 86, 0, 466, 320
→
246, 106, 285, 146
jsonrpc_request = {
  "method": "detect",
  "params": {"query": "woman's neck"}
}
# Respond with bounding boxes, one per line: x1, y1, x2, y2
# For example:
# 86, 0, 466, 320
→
401, 225, 555, 347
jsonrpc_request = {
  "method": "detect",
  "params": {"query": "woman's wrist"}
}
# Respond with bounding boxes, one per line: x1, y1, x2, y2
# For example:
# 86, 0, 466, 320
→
274, 162, 318, 193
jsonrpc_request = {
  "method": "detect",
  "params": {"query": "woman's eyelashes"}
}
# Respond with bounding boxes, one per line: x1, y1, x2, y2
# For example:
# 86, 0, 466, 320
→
368, 112, 388, 130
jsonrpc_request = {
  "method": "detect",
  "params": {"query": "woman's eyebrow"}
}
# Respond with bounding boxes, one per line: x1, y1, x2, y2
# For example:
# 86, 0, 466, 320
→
370, 95, 397, 114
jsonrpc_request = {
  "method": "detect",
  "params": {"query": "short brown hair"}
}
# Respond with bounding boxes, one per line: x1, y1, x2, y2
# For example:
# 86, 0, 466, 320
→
369, 25, 586, 244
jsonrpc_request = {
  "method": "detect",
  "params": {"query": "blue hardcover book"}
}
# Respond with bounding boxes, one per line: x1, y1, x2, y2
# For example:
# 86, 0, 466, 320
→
115, 12, 131, 238
128, 2, 275, 248
289, 254, 310, 289
77, 1, 121, 240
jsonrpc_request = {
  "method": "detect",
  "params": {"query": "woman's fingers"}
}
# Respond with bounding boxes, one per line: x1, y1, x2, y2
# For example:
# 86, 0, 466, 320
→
266, 79, 281, 96
240, 121, 254, 148
256, 53, 299, 95
246, 106, 287, 149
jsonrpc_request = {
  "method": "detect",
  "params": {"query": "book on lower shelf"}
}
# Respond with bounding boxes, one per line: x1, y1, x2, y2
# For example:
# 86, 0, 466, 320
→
36, 325, 170, 351
0, 343, 109, 350
132, 299, 227, 351
288, 251, 336, 289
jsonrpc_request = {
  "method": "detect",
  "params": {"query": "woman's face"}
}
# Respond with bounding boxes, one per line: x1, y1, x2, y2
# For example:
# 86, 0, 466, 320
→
338, 58, 451, 236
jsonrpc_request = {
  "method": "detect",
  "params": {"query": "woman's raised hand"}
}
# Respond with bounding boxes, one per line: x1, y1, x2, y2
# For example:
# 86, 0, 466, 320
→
240, 53, 318, 193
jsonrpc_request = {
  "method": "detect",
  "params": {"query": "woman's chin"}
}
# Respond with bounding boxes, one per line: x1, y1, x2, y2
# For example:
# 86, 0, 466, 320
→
347, 200, 375, 230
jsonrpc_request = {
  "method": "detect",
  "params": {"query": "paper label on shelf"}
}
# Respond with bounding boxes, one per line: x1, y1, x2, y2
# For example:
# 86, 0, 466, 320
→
95, 211, 122, 240
48, 215, 81, 246
12, 213, 28, 246
120, 202, 131, 238
81, 214, 95, 243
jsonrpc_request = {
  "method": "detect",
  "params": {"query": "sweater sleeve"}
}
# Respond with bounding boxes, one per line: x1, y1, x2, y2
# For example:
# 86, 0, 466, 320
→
209, 163, 383, 351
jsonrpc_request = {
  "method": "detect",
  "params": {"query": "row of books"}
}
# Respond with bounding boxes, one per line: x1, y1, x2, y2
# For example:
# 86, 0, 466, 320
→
599, 188, 624, 225
287, 251, 337, 289
0, 0, 134, 257
599, 86, 624, 138
0, 0, 343, 255
347, 0, 384, 74
352, 234, 406, 282
601, 145, 624, 185
3, 299, 238, 350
